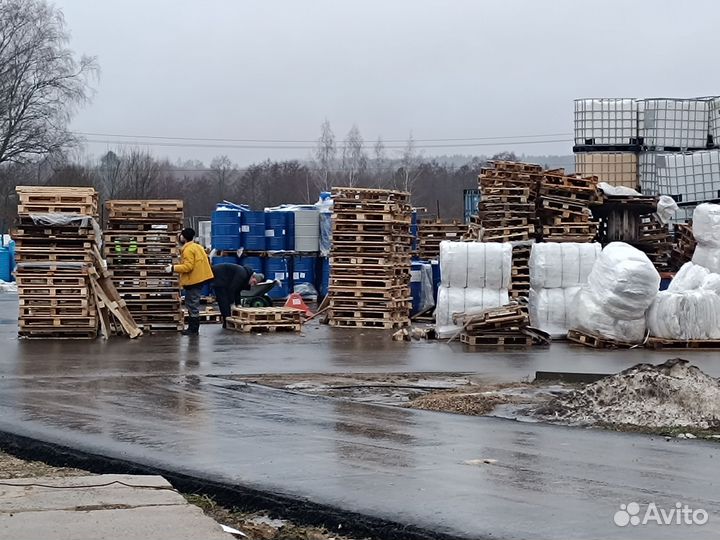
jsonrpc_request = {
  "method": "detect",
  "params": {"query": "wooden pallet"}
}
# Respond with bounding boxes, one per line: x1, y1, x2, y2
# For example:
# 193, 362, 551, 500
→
328, 318, 407, 329
19, 306, 96, 318
645, 337, 720, 350
328, 287, 409, 300
567, 328, 637, 349
460, 333, 533, 347
19, 316, 97, 329
225, 317, 302, 333
17, 285, 90, 297
183, 309, 223, 324
327, 298, 411, 310
230, 306, 303, 323
105, 222, 184, 232
18, 329, 98, 340
332, 222, 410, 234
331, 187, 410, 202
333, 211, 411, 223
330, 255, 411, 266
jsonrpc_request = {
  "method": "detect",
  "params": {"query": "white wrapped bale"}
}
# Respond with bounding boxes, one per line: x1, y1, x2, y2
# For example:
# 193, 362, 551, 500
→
435, 287, 465, 331
465, 242, 512, 289
701, 274, 720, 294
692, 245, 720, 274
571, 288, 647, 343
529, 286, 580, 337
435, 287, 508, 338
647, 291, 720, 340
439, 241, 468, 288
668, 262, 709, 292
529, 243, 601, 289
586, 242, 660, 320
692, 203, 720, 247
464, 287, 509, 312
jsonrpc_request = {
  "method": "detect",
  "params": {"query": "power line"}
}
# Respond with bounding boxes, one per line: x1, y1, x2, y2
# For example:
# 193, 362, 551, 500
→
76, 130, 572, 144
83, 138, 572, 150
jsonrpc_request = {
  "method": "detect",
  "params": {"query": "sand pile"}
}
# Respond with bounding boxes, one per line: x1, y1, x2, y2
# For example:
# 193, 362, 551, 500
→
536, 359, 720, 429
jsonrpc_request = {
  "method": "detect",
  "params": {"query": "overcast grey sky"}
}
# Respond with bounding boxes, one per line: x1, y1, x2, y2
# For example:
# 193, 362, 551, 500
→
55, 0, 720, 165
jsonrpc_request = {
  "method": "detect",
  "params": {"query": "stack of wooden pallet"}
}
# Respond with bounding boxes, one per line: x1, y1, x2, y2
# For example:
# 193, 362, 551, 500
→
509, 245, 531, 300
417, 219, 466, 260
327, 187, 412, 329
469, 161, 540, 242
538, 170, 599, 242
14, 187, 100, 339
633, 213, 673, 272
103, 200, 184, 332
454, 304, 534, 348
226, 306, 303, 332
670, 222, 696, 271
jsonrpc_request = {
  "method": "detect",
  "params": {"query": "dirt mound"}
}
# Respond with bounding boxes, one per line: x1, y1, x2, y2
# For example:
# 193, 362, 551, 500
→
535, 358, 720, 429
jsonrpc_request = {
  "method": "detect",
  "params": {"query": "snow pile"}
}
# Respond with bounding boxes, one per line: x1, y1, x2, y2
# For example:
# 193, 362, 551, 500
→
435, 242, 511, 337
570, 242, 660, 343
0, 280, 16, 293
536, 359, 720, 429
528, 243, 600, 336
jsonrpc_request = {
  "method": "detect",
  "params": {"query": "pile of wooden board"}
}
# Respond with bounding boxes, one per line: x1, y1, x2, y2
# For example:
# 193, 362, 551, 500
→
633, 213, 673, 272
417, 219, 466, 260
454, 304, 536, 348
509, 244, 531, 300
538, 170, 599, 242
226, 306, 303, 332
103, 200, 184, 332
469, 161, 539, 242
670, 222, 696, 271
14, 187, 100, 339
327, 187, 412, 329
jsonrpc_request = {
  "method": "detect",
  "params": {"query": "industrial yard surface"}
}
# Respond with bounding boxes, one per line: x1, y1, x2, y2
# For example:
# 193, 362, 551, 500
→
0, 293, 718, 539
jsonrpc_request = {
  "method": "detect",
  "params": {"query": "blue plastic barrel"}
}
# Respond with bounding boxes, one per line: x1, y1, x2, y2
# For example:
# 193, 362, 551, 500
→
212, 255, 239, 266
0, 248, 10, 282
430, 260, 441, 303
293, 255, 316, 287
319, 257, 330, 298
410, 261, 423, 315
265, 212, 288, 251
264, 257, 291, 299
241, 211, 266, 251
240, 255, 263, 274
211, 210, 241, 250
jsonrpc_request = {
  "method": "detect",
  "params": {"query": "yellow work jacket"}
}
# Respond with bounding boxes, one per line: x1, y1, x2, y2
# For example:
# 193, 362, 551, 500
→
174, 241, 214, 287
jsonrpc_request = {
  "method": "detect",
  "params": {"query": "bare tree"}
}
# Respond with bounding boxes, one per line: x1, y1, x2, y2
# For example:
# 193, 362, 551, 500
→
314, 119, 336, 191
372, 136, 388, 187
340, 124, 367, 187
96, 150, 123, 199
123, 149, 160, 199
0, 0, 97, 165
396, 132, 422, 193
209, 155, 236, 202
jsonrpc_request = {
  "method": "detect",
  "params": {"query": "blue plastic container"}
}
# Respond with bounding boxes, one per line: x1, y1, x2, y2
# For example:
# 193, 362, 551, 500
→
430, 260, 441, 303
240, 256, 263, 274
212, 255, 239, 266
0, 248, 10, 282
265, 212, 288, 251
319, 257, 330, 298
241, 211, 266, 251
211, 210, 242, 250
410, 261, 424, 315
264, 257, 291, 299
293, 255, 316, 288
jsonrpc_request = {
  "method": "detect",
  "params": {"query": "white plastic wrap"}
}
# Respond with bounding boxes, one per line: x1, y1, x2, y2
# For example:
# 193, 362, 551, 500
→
571, 288, 647, 343
647, 290, 720, 340
529, 243, 601, 289
529, 286, 581, 337
668, 262, 709, 292
28, 213, 102, 247
597, 182, 641, 197
656, 196, 678, 224
435, 286, 508, 338
701, 274, 720, 294
692, 203, 720, 248
692, 244, 720, 274
440, 241, 512, 289
585, 242, 660, 320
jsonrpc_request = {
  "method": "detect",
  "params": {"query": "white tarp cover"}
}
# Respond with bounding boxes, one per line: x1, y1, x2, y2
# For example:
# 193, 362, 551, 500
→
439, 241, 512, 289
529, 243, 601, 289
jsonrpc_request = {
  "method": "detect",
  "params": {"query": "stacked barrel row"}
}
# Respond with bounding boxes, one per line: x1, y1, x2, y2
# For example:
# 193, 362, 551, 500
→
14, 187, 99, 338
327, 187, 412, 329
103, 200, 184, 332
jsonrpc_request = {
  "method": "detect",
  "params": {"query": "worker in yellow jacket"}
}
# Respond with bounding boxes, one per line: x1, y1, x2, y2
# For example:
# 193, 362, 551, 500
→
165, 228, 214, 335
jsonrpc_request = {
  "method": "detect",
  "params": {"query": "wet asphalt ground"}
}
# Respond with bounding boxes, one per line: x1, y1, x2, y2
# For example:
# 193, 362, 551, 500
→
0, 293, 718, 539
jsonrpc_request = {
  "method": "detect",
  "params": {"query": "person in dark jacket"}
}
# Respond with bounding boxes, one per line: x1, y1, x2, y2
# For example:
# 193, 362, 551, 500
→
212, 263, 259, 327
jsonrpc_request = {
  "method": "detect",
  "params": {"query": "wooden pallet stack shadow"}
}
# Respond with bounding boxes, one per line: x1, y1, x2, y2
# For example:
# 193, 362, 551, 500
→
538, 170, 599, 242
14, 187, 100, 339
103, 200, 184, 332
454, 304, 547, 348
417, 219, 467, 260
468, 161, 540, 242
226, 306, 303, 332
670, 221, 696, 271
327, 187, 412, 329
